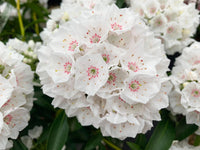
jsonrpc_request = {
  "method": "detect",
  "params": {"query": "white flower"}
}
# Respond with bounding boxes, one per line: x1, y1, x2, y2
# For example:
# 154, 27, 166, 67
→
37, 4, 170, 139
169, 139, 200, 150
21, 126, 43, 149
28, 126, 43, 139
40, 0, 115, 44
129, 0, 199, 54
6, 38, 40, 65
170, 42, 200, 126
0, 41, 34, 149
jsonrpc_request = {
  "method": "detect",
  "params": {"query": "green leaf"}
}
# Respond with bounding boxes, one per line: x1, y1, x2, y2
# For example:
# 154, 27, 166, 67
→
145, 118, 175, 150
127, 142, 142, 150
175, 118, 198, 141
84, 133, 103, 150
47, 110, 69, 150
116, 0, 125, 8
5, 0, 16, 7
135, 134, 147, 148
11, 139, 28, 150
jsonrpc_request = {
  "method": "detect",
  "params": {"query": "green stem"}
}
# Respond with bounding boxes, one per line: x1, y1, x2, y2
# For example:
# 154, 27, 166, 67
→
16, 0, 25, 40
32, 12, 39, 35
103, 138, 122, 150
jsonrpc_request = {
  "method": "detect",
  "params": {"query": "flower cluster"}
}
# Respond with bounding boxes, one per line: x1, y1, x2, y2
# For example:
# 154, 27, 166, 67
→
6, 38, 40, 66
170, 42, 200, 126
0, 41, 34, 149
37, 4, 170, 139
129, 0, 199, 54
40, 0, 116, 44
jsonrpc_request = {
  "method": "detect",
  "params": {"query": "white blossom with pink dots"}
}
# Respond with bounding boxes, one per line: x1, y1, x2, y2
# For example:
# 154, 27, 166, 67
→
37, 4, 170, 139
129, 0, 199, 54
170, 42, 200, 127
0, 41, 34, 149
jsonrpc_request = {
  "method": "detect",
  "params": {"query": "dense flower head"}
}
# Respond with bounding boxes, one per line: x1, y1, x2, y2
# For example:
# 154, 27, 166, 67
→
129, 0, 199, 54
40, 0, 116, 44
169, 42, 200, 126
37, 4, 170, 139
0, 41, 34, 149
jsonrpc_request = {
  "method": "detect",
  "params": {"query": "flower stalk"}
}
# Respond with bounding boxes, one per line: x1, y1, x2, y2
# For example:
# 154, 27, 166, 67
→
16, 0, 25, 40
103, 138, 122, 150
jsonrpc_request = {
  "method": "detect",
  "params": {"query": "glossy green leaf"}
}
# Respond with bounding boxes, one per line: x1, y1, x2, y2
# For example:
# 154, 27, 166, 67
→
84, 133, 103, 150
175, 118, 198, 141
127, 142, 142, 150
145, 119, 175, 150
11, 139, 28, 150
135, 134, 147, 148
47, 110, 69, 150
116, 0, 125, 8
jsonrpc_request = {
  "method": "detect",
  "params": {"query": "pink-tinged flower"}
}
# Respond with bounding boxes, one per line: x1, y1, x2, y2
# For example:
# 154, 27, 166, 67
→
111, 22, 122, 31
4, 115, 13, 125
64, 62, 72, 74
102, 54, 110, 64
130, 0, 199, 54
107, 72, 117, 85
68, 40, 78, 51
129, 80, 141, 92
87, 65, 99, 80
128, 62, 139, 72
191, 89, 200, 97
90, 33, 101, 43
37, 3, 170, 140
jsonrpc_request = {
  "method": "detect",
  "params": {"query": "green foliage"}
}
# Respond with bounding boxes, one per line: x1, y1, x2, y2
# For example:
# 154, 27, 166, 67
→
127, 142, 142, 150
11, 139, 28, 150
175, 117, 198, 141
47, 110, 69, 150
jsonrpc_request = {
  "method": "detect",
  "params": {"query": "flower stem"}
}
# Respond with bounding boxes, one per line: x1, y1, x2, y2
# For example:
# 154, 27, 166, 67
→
16, 0, 25, 40
32, 12, 39, 35
103, 138, 122, 150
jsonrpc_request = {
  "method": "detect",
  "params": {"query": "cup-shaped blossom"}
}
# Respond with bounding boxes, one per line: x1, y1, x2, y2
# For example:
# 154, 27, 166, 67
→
170, 42, 200, 126
0, 41, 34, 149
37, 4, 170, 139
129, 0, 199, 54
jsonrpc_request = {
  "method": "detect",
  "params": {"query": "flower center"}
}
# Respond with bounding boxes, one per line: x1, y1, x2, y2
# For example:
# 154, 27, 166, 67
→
87, 66, 99, 79
192, 89, 200, 97
102, 54, 110, 63
129, 80, 141, 92
4, 114, 13, 125
128, 62, 139, 72
111, 23, 122, 31
156, 19, 163, 26
150, 7, 156, 14
68, 40, 78, 51
107, 73, 117, 84
64, 62, 72, 74
90, 33, 101, 43
167, 26, 174, 34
